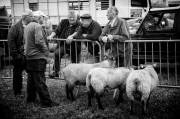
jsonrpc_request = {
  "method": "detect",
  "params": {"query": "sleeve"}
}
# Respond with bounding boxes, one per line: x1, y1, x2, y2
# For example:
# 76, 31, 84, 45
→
34, 25, 49, 56
86, 23, 102, 41
99, 23, 109, 40
113, 20, 130, 42
7, 25, 19, 57
74, 25, 86, 39
54, 19, 65, 37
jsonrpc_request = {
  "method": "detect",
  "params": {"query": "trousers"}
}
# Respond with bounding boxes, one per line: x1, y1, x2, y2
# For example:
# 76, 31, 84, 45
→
26, 59, 52, 104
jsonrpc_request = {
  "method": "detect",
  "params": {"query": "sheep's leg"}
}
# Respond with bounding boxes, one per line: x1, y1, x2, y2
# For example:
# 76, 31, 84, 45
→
141, 100, 146, 115
65, 84, 71, 100
75, 86, 80, 97
69, 87, 75, 101
116, 87, 124, 105
146, 96, 150, 107
96, 94, 104, 110
88, 86, 95, 107
88, 91, 92, 107
130, 100, 134, 114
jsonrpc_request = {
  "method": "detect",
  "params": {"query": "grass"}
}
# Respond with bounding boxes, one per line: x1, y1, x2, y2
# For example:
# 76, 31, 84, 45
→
0, 75, 180, 119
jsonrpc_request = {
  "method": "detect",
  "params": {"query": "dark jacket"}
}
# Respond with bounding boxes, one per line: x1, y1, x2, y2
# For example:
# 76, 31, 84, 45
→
8, 19, 24, 58
54, 19, 81, 39
75, 20, 102, 41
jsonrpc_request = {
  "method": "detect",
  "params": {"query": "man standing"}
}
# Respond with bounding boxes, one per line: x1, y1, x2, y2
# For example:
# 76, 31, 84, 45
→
75, 13, 102, 62
8, 9, 33, 96
99, 6, 132, 67
24, 11, 58, 107
48, 11, 81, 78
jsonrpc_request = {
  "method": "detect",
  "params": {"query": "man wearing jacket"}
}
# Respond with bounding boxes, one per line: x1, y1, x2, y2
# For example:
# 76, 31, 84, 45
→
8, 9, 33, 96
48, 11, 81, 78
99, 6, 132, 67
24, 11, 58, 107
75, 13, 102, 63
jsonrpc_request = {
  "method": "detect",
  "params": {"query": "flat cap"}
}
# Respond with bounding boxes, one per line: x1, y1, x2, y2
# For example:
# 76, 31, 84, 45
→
33, 11, 47, 17
80, 13, 92, 19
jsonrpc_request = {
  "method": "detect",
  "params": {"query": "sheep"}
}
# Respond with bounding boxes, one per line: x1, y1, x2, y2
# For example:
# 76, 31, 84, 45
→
86, 67, 132, 110
126, 64, 159, 115
63, 54, 116, 101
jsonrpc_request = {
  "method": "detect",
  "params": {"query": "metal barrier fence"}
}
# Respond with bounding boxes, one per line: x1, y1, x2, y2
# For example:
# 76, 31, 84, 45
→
47, 39, 103, 78
0, 39, 180, 88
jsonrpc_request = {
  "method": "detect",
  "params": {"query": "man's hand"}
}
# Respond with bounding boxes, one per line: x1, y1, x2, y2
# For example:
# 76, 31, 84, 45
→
101, 36, 108, 43
82, 34, 87, 37
107, 34, 113, 41
47, 35, 54, 41
66, 35, 74, 44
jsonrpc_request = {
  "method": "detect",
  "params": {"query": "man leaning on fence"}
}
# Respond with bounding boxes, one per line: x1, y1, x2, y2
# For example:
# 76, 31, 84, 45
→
75, 13, 102, 63
7, 9, 33, 97
24, 11, 59, 107
48, 10, 81, 78
99, 6, 132, 67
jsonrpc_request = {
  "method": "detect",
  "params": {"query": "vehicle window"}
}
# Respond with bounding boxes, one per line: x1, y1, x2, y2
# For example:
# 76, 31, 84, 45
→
143, 13, 175, 32
131, 0, 147, 7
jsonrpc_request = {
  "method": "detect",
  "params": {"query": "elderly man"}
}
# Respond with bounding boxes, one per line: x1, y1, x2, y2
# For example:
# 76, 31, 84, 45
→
24, 11, 59, 107
75, 13, 102, 62
48, 10, 81, 78
99, 6, 132, 67
8, 9, 33, 97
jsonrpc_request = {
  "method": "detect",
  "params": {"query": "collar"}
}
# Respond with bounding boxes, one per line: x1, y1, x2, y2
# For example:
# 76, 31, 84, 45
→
69, 20, 78, 27
32, 20, 38, 23
109, 17, 117, 27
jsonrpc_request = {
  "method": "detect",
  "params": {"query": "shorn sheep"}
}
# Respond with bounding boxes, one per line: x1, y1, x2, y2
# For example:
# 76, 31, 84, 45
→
63, 54, 116, 101
86, 67, 131, 110
126, 64, 159, 115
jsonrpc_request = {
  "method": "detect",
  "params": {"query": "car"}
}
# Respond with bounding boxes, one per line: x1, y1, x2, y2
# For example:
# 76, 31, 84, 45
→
131, 6, 180, 66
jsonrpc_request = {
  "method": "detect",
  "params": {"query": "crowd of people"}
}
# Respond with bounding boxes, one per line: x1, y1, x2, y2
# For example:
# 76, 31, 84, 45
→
7, 6, 132, 108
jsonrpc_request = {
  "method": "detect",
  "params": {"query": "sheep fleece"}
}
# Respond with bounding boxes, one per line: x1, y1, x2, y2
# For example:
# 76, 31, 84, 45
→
126, 66, 159, 101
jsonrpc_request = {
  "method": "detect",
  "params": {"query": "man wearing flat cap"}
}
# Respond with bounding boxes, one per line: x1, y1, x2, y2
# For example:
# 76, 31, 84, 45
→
75, 13, 102, 62
24, 10, 59, 107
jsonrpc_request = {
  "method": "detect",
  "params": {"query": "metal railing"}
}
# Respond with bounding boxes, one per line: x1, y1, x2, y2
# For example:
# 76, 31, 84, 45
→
0, 39, 180, 88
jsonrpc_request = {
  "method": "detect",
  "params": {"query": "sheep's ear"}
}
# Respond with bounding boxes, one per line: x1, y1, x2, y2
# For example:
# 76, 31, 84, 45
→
139, 64, 144, 69
104, 55, 107, 60
152, 63, 157, 67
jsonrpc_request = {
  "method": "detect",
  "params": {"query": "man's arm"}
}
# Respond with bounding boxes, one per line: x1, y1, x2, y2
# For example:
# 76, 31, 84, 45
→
74, 25, 85, 39
86, 22, 102, 41
7, 25, 19, 58
99, 23, 109, 41
48, 19, 65, 40
34, 25, 49, 56
112, 20, 130, 42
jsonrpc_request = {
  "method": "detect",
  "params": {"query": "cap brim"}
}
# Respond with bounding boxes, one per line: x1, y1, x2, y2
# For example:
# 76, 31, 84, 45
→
80, 17, 91, 19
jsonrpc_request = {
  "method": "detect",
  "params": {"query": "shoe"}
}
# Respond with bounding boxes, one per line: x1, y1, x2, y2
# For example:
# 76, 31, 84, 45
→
41, 101, 59, 108
14, 91, 23, 97
49, 72, 59, 78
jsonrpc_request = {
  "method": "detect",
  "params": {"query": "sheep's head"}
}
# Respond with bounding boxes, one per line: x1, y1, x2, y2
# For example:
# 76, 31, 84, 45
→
139, 63, 157, 69
104, 53, 116, 68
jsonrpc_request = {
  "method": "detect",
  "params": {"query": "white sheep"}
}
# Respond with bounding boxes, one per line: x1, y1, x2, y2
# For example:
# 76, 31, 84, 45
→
86, 67, 131, 110
126, 64, 159, 115
63, 54, 116, 101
